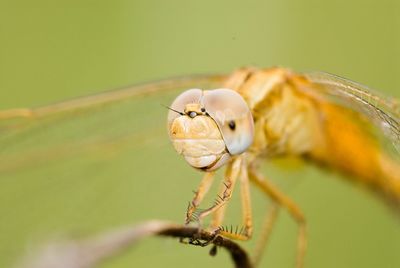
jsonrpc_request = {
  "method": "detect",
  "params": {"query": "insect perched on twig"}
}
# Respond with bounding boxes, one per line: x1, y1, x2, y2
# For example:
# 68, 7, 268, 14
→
1, 67, 399, 268
166, 67, 400, 267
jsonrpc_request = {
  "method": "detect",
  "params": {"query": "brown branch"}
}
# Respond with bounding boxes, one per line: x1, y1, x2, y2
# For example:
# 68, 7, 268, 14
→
16, 220, 253, 268
159, 225, 252, 268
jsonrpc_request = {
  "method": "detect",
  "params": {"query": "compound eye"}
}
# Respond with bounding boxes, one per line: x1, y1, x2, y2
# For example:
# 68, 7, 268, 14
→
203, 89, 254, 155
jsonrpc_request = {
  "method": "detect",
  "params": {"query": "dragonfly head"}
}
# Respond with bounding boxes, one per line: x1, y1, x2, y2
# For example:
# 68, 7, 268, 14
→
167, 88, 254, 171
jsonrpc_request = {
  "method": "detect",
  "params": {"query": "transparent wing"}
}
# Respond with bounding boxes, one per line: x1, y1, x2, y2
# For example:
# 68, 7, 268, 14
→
0, 74, 227, 267
0, 74, 226, 172
303, 72, 400, 154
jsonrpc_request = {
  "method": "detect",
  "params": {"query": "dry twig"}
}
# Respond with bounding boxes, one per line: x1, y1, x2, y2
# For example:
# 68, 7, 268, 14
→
16, 220, 252, 268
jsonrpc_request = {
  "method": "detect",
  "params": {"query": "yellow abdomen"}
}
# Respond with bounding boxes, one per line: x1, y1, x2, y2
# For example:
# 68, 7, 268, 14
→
313, 102, 400, 207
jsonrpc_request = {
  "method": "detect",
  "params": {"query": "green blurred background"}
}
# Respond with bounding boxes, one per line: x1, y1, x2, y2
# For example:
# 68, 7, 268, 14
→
0, 1, 399, 268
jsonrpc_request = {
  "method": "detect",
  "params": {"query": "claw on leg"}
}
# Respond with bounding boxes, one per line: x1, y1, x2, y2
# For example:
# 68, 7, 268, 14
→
185, 172, 215, 224
180, 226, 222, 247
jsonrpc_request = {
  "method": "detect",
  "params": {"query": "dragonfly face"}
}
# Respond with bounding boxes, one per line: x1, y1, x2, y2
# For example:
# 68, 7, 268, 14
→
167, 88, 254, 171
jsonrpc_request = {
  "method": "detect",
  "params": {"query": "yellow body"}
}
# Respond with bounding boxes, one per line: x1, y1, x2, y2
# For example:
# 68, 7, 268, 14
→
227, 67, 400, 207
166, 67, 400, 267
1, 66, 398, 268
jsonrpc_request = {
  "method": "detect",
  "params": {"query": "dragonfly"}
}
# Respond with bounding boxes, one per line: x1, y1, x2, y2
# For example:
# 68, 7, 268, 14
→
1, 67, 399, 268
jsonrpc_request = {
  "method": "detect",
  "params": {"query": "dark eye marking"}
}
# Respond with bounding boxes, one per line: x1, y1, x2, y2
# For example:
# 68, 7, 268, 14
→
201, 107, 206, 112
228, 120, 236, 130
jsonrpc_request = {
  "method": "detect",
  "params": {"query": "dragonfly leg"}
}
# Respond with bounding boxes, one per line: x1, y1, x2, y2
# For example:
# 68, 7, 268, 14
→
252, 203, 280, 267
239, 164, 253, 239
196, 157, 241, 221
185, 171, 215, 224
217, 161, 254, 241
249, 167, 307, 268
209, 181, 230, 229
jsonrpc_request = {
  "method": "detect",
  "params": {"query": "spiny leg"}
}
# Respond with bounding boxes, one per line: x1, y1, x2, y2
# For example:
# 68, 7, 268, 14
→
209, 179, 230, 230
196, 157, 242, 221
249, 168, 307, 268
184, 158, 240, 247
252, 204, 280, 267
180, 171, 215, 246
209, 157, 247, 229
185, 171, 215, 224
209, 160, 254, 241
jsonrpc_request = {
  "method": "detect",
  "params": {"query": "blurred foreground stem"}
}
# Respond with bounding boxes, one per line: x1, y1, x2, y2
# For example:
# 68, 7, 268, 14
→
17, 220, 252, 268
